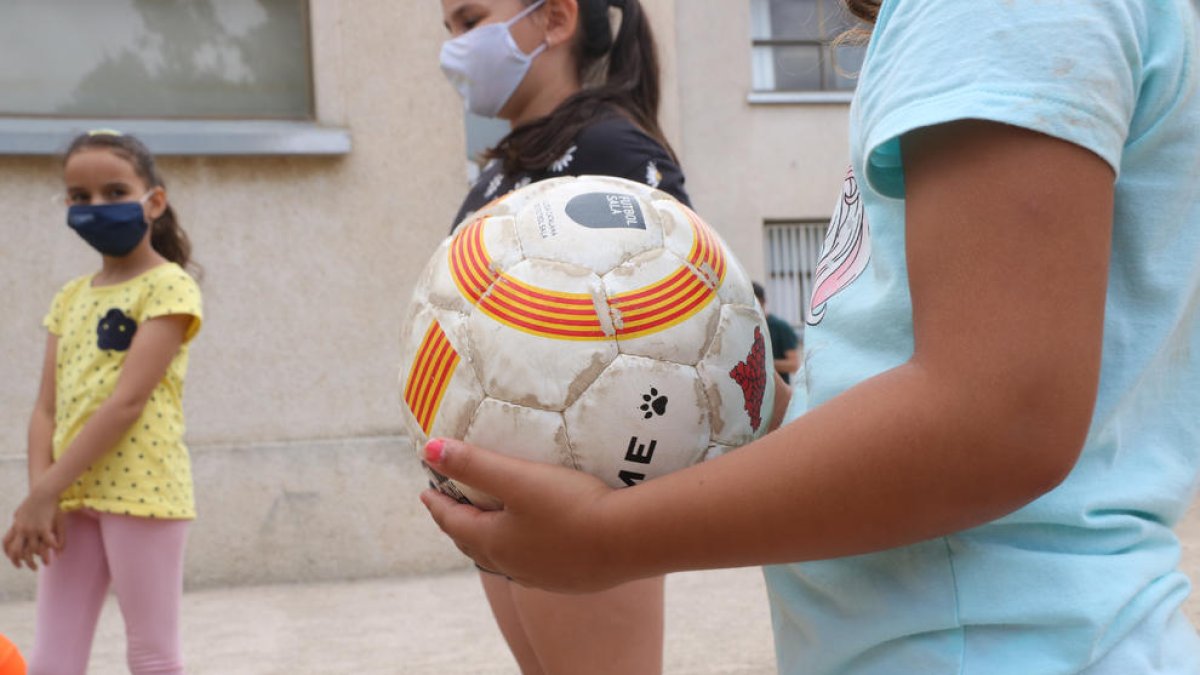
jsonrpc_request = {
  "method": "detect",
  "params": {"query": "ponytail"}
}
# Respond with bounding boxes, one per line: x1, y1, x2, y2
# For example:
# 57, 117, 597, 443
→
484, 0, 676, 174
64, 131, 199, 277
149, 204, 192, 272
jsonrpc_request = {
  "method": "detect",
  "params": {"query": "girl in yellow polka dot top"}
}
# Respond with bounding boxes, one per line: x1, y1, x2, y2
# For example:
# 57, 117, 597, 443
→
2, 131, 202, 674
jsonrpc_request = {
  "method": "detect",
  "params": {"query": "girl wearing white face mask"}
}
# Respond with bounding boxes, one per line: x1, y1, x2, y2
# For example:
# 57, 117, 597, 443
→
438, 1, 687, 673
442, 0, 689, 227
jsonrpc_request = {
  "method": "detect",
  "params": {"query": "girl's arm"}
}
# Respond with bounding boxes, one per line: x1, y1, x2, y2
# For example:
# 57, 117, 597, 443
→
4, 334, 62, 568
4, 315, 190, 569
421, 120, 1115, 591
26, 334, 57, 487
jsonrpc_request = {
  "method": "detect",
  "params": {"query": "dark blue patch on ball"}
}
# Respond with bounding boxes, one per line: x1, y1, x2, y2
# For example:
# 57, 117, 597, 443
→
564, 192, 647, 230
97, 308, 137, 351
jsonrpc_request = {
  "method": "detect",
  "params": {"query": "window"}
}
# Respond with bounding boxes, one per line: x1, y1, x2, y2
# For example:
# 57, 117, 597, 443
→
750, 0, 866, 93
0, 0, 347, 155
2, 0, 312, 119
764, 220, 826, 328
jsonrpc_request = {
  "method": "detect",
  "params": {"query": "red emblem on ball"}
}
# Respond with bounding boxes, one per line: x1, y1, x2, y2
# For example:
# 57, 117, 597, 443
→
729, 327, 766, 431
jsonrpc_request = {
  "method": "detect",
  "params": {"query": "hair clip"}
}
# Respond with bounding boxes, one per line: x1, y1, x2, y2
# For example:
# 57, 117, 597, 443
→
87, 128, 124, 137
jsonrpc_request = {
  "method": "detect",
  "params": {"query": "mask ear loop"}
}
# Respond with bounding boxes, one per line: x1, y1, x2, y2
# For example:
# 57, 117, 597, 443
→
140, 187, 166, 226
506, 0, 550, 57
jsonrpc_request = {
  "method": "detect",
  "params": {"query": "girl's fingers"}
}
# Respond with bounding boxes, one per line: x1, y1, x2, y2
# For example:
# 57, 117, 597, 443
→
421, 490, 486, 547
3, 530, 25, 568
2, 537, 18, 568
422, 439, 535, 509
20, 541, 39, 571
37, 542, 54, 567
39, 528, 59, 551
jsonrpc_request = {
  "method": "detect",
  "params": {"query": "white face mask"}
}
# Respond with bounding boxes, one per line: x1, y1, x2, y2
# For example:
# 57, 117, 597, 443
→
440, 0, 548, 118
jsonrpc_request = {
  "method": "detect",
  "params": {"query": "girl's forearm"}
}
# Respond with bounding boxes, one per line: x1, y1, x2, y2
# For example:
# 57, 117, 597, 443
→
32, 398, 143, 501
26, 408, 55, 487
604, 360, 1091, 579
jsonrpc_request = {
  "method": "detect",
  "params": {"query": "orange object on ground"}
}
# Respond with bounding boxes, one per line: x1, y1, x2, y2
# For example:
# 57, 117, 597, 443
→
0, 633, 26, 675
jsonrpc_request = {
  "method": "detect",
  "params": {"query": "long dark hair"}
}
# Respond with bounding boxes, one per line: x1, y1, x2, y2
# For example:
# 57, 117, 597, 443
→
64, 131, 197, 275
483, 0, 675, 174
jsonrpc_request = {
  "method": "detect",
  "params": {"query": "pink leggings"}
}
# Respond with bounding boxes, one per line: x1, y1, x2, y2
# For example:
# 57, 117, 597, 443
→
29, 510, 189, 675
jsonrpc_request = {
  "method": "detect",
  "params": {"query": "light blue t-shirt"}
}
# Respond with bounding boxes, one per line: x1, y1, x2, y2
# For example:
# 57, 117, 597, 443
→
767, 1, 1200, 673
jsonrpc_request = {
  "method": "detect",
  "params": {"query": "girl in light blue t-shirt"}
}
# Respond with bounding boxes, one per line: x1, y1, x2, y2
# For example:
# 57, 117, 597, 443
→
421, 1, 1200, 672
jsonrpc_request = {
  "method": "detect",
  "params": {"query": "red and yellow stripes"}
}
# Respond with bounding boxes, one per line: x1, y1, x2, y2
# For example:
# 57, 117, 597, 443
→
680, 204, 727, 284
403, 321, 460, 435
447, 205, 728, 342
481, 276, 607, 340
607, 206, 729, 339
450, 218, 501, 304
609, 266, 713, 339
451, 217, 607, 340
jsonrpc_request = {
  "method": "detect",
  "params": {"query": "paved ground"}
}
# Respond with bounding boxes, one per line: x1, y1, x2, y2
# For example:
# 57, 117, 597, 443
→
0, 566, 776, 675
2, 500, 1197, 674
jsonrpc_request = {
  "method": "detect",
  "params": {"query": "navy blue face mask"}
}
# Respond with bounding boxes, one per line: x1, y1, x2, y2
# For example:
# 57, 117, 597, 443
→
67, 194, 151, 257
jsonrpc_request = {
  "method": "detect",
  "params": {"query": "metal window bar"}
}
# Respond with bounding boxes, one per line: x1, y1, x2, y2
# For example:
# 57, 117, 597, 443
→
764, 221, 827, 330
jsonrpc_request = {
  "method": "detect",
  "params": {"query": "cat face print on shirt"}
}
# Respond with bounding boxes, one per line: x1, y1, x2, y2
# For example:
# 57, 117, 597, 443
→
97, 308, 137, 351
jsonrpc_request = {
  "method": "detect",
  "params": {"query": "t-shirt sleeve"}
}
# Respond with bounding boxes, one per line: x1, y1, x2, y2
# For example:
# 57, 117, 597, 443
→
42, 277, 84, 336
142, 268, 203, 343
856, 0, 1141, 198
568, 118, 692, 206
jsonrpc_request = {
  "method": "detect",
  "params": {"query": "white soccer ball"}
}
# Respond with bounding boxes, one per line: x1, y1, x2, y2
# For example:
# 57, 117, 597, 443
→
399, 176, 774, 509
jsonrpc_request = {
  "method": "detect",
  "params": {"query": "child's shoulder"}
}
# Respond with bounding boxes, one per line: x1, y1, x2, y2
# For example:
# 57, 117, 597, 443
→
142, 262, 201, 292
52, 273, 95, 301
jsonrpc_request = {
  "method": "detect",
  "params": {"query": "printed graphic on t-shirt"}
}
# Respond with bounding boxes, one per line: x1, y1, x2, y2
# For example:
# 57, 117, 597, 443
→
646, 161, 662, 188
96, 308, 137, 351
809, 167, 871, 325
550, 145, 577, 172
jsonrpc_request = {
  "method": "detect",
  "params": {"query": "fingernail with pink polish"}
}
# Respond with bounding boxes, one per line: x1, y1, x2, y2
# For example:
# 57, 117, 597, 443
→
425, 438, 445, 464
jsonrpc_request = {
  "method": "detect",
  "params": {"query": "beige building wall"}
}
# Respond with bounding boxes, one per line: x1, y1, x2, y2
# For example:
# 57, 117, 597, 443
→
670, 0, 848, 284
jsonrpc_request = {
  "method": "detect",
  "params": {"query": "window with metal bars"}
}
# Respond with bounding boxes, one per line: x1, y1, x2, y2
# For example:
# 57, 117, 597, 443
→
764, 220, 826, 329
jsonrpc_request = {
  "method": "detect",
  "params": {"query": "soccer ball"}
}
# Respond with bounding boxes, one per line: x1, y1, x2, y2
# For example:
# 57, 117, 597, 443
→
399, 176, 774, 509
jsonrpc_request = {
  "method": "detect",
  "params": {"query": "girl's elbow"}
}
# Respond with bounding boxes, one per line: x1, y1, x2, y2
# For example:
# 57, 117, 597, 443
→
1022, 446, 1081, 500
106, 394, 150, 424
1006, 413, 1092, 502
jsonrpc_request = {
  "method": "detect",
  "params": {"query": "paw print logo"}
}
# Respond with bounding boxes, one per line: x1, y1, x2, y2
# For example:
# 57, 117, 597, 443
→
640, 388, 669, 419
96, 308, 137, 352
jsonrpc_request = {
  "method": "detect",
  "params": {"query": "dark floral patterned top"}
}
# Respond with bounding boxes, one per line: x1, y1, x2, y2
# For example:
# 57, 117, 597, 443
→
452, 114, 690, 230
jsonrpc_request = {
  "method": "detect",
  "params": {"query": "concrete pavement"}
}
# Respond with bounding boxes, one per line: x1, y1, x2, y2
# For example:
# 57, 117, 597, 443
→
0, 566, 776, 674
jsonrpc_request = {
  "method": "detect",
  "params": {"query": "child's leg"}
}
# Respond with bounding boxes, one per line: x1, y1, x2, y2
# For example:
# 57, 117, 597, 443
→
485, 573, 666, 675
28, 510, 111, 675
479, 571, 546, 674
98, 514, 189, 675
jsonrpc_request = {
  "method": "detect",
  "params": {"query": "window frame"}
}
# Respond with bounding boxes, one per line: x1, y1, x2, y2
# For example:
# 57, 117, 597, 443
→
748, 0, 863, 100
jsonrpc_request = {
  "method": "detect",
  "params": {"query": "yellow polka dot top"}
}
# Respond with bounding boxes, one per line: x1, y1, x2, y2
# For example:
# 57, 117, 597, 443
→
43, 262, 203, 520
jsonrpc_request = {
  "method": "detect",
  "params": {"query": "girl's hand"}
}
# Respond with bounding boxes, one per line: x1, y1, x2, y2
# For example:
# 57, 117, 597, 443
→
4, 486, 62, 570
420, 438, 629, 593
